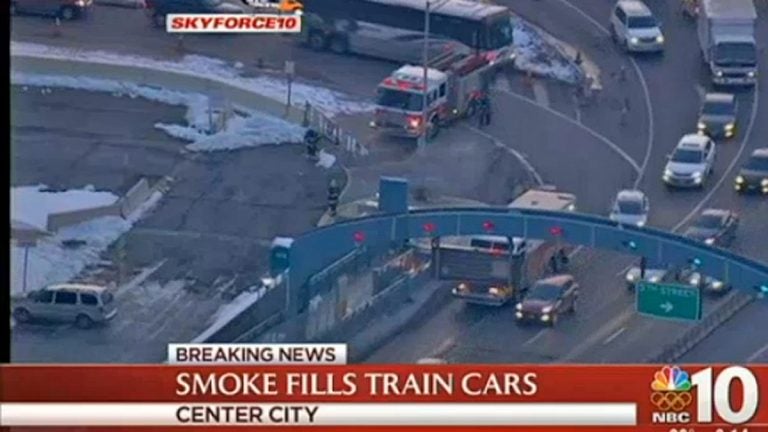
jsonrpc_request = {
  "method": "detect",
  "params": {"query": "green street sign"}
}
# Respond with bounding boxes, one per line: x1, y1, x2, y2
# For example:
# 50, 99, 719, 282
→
636, 282, 702, 321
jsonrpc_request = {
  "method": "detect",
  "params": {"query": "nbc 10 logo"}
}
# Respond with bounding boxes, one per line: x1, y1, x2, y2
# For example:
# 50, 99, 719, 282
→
649, 366, 760, 425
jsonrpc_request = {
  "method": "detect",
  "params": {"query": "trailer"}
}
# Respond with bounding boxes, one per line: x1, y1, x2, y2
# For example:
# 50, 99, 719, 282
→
697, 0, 758, 86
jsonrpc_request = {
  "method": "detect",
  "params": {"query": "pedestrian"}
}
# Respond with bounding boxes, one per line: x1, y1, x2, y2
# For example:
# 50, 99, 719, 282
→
304, 128, 320, 160
478, 93, 492, 127
327, 179, 340, 217
620, 97, 630, 126
549, 255, 559, 274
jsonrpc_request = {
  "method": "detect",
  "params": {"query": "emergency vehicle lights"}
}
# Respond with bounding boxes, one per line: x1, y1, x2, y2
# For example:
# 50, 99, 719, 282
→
423, 222, 437, 234
352, 231, 366, 244
689, 257, 703, 267
757, 284, 768, 295
549, 226, 563, 236
482, 221, 495, 232
622, 240, 638, 250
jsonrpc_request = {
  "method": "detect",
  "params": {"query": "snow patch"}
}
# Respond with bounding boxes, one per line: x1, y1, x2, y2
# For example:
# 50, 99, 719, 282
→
316, 150, 337, 169
10, 191, 164, 297
12, 72, 307, 151
512, 17, 581, 84
11, 185, 119, 231
191, 284, 270, 343
12, 42, 374, 116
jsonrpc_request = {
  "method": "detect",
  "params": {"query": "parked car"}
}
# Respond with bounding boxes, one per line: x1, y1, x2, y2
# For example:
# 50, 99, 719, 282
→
609, 189, 649, 227
609, 0, 665, 53
683, 208, 739, 247
95, 0, 145, 9
12, 284, 117, 328
697, 92, 737, 138
515, 275, 579, 326
11, 0, 93, 20
146, 0, 244, 28
663, 134, 716, 189
735, 148, 768, 195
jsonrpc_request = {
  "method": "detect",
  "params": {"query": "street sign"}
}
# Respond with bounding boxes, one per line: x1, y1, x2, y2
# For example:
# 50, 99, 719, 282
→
636, 282, 702, 321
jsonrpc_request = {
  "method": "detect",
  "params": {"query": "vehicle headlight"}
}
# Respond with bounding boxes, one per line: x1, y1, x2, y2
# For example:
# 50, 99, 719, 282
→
457, 283, 468, 291
626, 273, 637, 282
697, 122, 707, 130
761, 178, 768, 187
735, 176, 745, 184
704, 238, 715, 245
689, 274, 702, 285
489, 287, 500, 296
711, 280, 724, 289
692, 171, 703, 178
715, 70, 724, 77
541, 306, 553, 314
748, 71, 756, 78
515, 311, 523, 319
75, 0, 85, 5
637, 220, 646, 227
663, 169, 673, 178
630, 37, 639, 44
656, 35, 664, 43
541, 314, 551, 322
725, 123, 735, 131
516, 303, 523, 311
649, 275, 661, 283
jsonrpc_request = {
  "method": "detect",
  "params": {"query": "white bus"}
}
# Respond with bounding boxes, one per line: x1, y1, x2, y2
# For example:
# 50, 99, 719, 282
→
300, 0, 515, 66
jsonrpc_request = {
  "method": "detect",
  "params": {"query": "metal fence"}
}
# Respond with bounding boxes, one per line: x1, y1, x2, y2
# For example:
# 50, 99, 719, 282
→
301, 102, 369, 157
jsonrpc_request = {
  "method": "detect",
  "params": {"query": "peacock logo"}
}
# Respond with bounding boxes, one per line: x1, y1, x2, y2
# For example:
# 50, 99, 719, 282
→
651, 365, 692, 391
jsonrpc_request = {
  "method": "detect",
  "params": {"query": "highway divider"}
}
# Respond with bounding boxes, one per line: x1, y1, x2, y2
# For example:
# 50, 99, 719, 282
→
646, 291, 755, 363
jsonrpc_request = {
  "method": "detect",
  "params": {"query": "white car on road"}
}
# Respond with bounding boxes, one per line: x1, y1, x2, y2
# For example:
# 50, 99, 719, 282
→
609, 189, 649, 227
663, 134, 716, 189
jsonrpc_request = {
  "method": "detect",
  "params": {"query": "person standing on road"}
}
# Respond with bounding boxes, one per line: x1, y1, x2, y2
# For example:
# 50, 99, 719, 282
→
327, 179, 341, 217
478, 92, 492, 127
620, 97, 630, 126
304, 128, 320, 160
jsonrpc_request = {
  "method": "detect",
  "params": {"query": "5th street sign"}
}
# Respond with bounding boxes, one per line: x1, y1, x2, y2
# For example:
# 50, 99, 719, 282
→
636, 282, 702, 321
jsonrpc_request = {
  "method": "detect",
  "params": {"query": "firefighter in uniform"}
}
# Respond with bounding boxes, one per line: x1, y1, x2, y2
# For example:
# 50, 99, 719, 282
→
327, 179, 341, 217
304, 128, 320, 160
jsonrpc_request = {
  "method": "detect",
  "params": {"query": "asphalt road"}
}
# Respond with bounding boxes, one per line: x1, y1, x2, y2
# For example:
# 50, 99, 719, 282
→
10, 0, 767, 363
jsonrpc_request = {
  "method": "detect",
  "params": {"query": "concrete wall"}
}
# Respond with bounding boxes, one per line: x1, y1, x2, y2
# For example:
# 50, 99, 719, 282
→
119, 178, 151, 217
11, 55, 305, 123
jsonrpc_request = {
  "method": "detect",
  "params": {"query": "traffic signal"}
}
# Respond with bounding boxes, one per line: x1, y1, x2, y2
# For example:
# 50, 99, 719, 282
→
549, 226, 563, 236
622, 240, 638, 250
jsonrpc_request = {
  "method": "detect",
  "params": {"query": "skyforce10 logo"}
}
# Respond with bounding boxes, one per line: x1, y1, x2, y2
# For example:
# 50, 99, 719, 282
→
649, 366, 760, 426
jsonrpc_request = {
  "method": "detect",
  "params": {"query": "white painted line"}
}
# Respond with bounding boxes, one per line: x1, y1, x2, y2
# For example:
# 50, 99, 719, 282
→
464, 125, 545, 186
603, 327, 626, 345
551, 0, 654, 189
615, 261, 635, 277
114, 259, 167, 297
523, 329, 549, 346
532, 80, 551, 107
672, 82, 760, 231
746, 342, 768, 363
429, 337, 456, 358
495, 88, 641, 173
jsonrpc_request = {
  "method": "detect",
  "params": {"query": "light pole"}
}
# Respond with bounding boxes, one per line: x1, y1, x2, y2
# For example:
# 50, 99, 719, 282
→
418, 0, 431, 150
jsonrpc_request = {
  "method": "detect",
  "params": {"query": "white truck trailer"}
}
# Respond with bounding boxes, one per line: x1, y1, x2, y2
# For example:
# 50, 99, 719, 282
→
697, 0, 758, 86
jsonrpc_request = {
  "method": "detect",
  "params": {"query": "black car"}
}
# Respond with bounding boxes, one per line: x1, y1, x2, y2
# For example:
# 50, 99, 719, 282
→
697, 93, 737, 139
684, 208, 739, 247
735, 148, 768, 195
147, 0, 244, 27
515, 275, 578, 326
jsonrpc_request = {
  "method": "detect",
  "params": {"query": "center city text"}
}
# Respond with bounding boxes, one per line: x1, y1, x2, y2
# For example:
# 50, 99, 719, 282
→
175, 372, 538, 396
176, 405, 317, 424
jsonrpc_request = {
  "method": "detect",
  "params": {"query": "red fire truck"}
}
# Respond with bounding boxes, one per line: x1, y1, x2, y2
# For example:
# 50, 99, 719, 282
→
370, 48, 494, 140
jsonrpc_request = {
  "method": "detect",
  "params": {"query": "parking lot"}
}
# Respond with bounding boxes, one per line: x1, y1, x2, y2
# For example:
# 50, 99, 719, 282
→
10, 86, 339, 362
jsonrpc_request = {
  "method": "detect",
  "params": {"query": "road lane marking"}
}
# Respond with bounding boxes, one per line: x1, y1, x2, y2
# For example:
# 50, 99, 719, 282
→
429, 337, 456, 359
602, 326, 626, 345
747, 342, 768, 362
551, 0, 654, 189
464, 125, 545, 186
532, 80, 551, 107
672, 82, 761, 231
495, 88, 641, 173
523, 329, 549, 346
559, 307, 634, 361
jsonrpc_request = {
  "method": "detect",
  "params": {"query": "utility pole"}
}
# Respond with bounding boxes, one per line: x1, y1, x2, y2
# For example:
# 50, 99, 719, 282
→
418, 0, 431, 150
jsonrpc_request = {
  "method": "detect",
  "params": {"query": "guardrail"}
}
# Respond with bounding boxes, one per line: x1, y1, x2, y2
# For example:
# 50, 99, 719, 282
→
646, 292, 755, 363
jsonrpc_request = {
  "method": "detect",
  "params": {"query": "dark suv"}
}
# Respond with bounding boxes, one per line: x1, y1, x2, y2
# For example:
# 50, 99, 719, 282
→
147, 0, 244, 27
11, 0, 93, 20
515, 275, 579, 326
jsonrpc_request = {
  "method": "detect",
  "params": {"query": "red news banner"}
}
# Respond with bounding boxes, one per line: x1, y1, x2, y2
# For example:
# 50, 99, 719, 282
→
0, 364, 766, 431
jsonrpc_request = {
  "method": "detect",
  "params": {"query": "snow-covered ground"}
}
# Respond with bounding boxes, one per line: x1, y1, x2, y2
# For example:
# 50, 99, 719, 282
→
12, 185, 118, 231
10, 188, 163, 297
13, 73, 308, 151
192, 283, 271, 343
512, 17, 582, 84
11, 42, 375, 116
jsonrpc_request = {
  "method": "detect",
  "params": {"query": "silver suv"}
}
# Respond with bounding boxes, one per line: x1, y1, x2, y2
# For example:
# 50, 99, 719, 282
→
663, 134, 716, 188
610, 0, 664, 53
12, 284, 117, 328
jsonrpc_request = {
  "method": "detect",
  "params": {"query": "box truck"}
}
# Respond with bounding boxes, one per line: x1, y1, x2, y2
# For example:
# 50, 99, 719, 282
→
697, 0, 758, 86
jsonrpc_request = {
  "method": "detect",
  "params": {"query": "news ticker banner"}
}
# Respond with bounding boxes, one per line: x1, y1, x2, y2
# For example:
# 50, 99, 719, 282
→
0, 345, 765, 431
